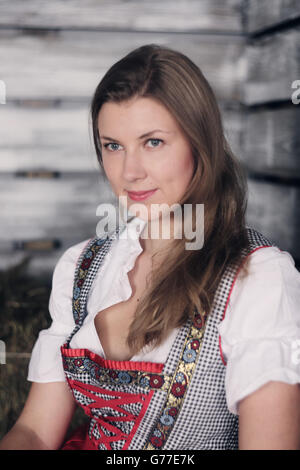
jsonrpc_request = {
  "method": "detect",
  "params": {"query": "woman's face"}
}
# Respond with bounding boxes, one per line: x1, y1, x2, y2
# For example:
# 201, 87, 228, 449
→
97, 96, 195, 221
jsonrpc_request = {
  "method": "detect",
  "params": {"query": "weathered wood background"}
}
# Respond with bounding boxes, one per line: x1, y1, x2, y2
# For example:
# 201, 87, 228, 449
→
1, 0, 298, 277
243, 0, 300, 263
0, 0, 249, 278
0, 0, 299, 440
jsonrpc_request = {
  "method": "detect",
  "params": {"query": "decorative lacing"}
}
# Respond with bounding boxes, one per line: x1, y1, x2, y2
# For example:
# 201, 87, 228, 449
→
68, 379, 152, 450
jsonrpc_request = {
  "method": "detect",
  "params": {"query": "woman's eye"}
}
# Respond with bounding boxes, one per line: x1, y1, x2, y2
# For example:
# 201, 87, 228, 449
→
103, 142, 121, 152
103, 139, 163, 152
146, 138, 163, 148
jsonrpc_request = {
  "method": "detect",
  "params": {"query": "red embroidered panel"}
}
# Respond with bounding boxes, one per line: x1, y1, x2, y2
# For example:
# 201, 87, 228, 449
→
61, 346, 166, 450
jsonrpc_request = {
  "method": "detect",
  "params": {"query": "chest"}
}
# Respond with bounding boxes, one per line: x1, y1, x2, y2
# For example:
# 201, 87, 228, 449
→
94, 252, 153, 361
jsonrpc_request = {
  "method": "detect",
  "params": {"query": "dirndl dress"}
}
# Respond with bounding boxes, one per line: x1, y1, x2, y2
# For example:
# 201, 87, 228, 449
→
60, 225, 275, 450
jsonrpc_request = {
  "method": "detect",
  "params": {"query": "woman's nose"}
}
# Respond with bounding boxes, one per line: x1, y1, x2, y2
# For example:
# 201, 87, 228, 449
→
122, 149, 147, 181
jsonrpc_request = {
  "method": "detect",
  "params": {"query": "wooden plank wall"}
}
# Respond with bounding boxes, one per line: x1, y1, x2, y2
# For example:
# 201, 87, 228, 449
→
242, 0, 300, 265
0, 0, 299, 276
0, 0, 247, 278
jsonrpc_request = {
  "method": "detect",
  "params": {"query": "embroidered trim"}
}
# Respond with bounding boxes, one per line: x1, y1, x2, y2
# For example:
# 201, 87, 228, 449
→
61, 345, 165, 372
143, 310, 207, 450
72, 235, 110, 326
61, 345, 172, 392
70, 224, 127, 329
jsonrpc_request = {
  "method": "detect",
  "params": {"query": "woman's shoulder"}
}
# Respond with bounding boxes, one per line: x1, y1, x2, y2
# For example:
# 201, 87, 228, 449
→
235, 243, 298, 285
45, 238, 93, 324
219, 244, 300, 344
239, 245, 300, 303
61, 237, 93, 262
48, 238, 94, 304
245, 244, 296, 267
53, 238, 93, 275
219, 244, 300, 414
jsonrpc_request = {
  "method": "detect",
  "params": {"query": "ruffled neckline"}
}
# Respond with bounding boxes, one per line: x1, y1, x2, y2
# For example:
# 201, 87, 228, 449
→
69, 214, 180, 363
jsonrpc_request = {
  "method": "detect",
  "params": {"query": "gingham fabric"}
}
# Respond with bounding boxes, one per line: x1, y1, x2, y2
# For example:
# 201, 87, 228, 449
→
61, 225, 276, 450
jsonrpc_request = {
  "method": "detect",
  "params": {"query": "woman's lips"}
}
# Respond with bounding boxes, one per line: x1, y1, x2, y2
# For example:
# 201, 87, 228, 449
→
127, 189, 157, 201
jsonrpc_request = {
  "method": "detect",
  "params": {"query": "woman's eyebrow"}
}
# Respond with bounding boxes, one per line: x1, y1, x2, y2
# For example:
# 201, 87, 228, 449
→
100, 129, 173, 142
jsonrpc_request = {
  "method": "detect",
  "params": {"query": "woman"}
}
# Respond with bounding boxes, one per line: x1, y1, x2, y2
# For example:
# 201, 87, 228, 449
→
1, 44, 299, 450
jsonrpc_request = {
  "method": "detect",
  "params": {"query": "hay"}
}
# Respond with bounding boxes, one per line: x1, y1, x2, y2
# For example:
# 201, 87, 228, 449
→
0, 256, 87, 441
0, 256, 52, 353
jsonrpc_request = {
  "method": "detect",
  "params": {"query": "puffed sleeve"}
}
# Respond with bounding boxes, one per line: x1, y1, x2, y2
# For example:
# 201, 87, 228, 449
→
217, 246, 300, 415
27, 239, 91, 382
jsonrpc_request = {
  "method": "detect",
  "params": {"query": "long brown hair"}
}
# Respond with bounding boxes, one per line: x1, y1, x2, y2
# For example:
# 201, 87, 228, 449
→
90, 44, 249, 355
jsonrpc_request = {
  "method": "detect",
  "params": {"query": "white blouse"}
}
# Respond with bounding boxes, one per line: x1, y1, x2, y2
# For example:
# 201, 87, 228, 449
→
27, 216, 300, 416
